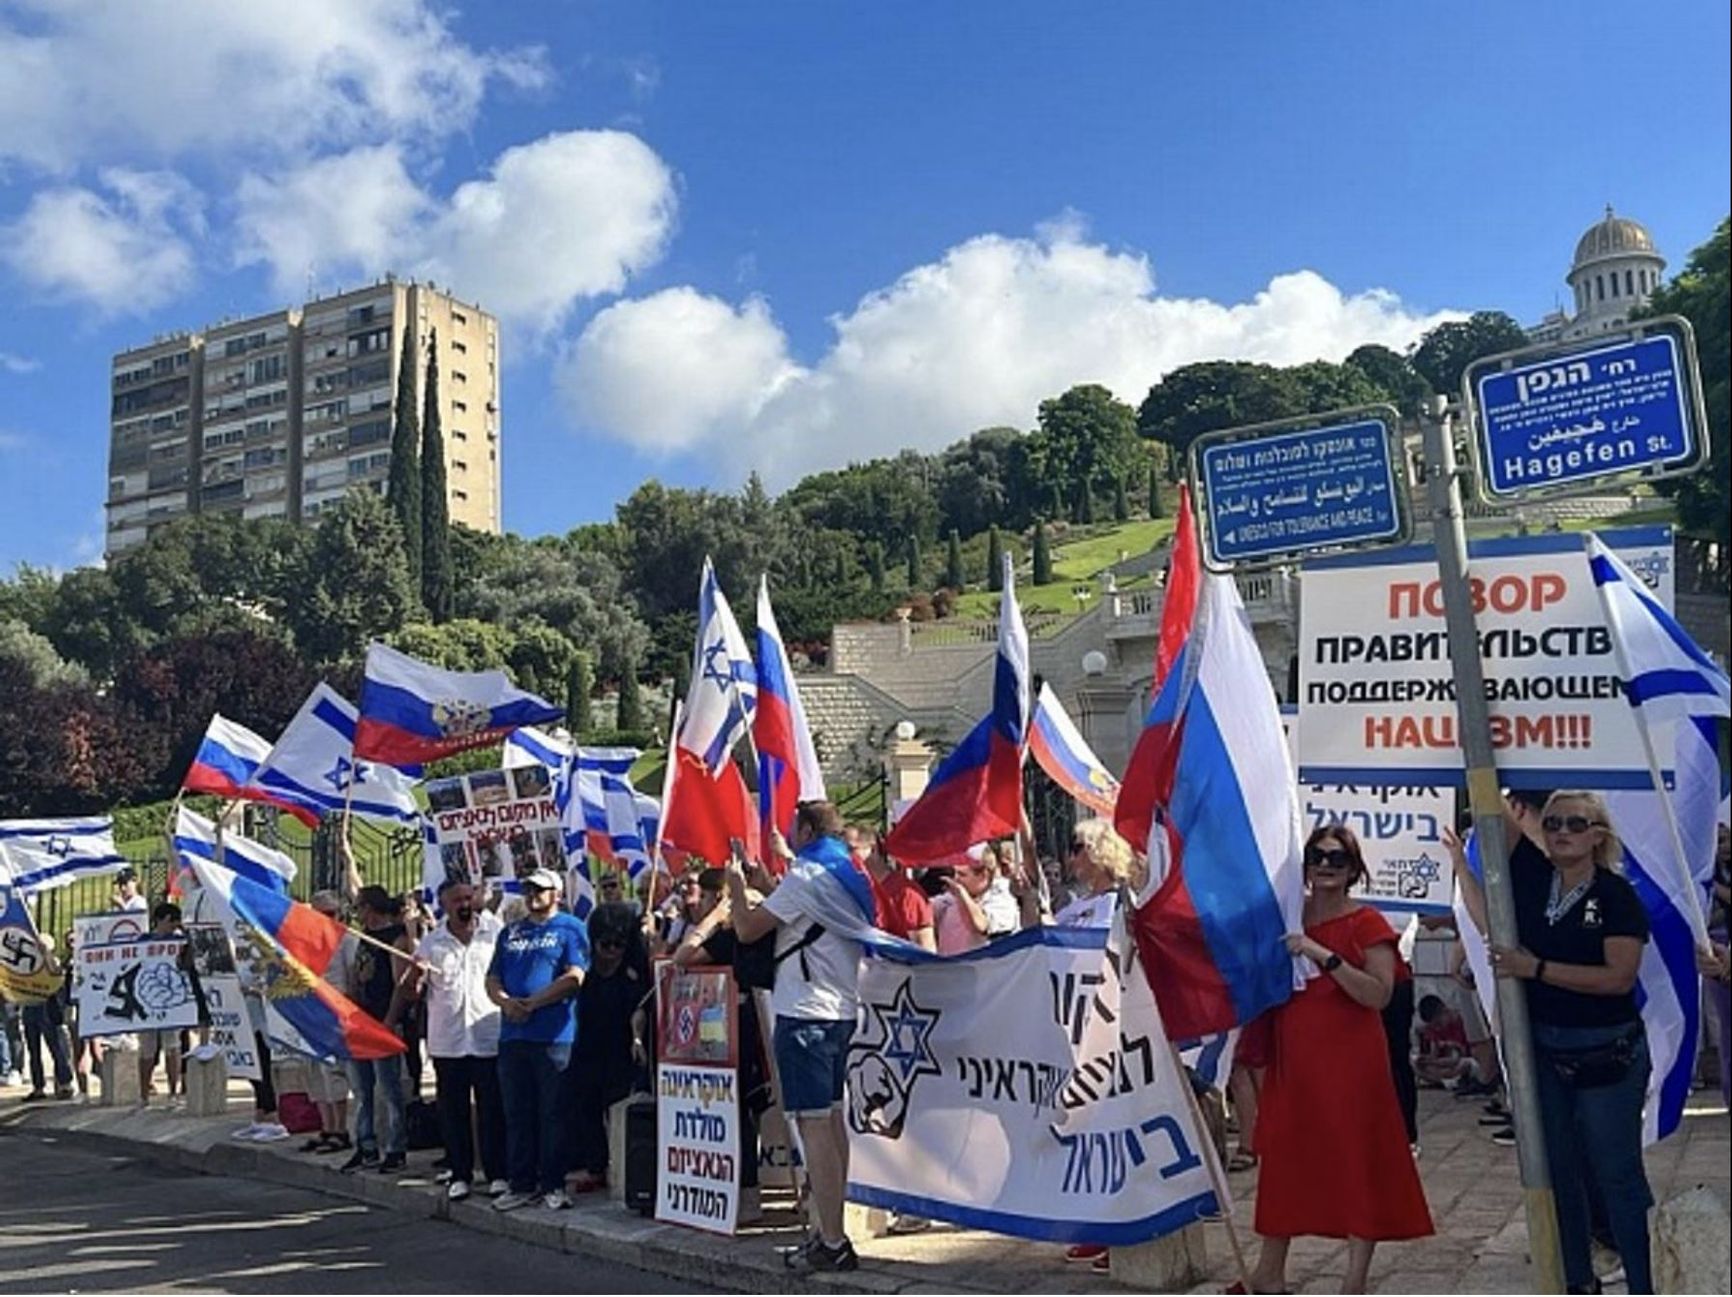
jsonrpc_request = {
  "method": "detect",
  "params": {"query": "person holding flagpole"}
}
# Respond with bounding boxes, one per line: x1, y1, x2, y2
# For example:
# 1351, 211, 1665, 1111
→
1445, 792, 1654, 1294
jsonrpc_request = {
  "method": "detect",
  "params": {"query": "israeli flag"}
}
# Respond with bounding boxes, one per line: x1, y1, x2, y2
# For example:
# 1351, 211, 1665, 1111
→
0, 816, 128, 894
678, 558, 758, 774
252, 684, 420, 824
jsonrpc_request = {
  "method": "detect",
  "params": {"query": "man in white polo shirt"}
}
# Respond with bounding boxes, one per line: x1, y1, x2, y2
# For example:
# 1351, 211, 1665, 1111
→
388, 879, 505, 1200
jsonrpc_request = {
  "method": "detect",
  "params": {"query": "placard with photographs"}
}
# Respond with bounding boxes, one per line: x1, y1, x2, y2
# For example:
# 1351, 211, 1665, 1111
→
422, 766, 566, 893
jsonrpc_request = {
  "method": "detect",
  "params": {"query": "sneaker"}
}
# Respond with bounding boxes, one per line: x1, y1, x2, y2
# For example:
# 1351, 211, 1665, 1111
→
783, 1236, 858, 1273
487, 1179, 510, 1197
340, 1149, 381, 1173
447, 1180, 471, 1202
2, 1069, 23, 1087
435, 1169, 455, 1185
1590, 1241, 1623, 1282
378, 1153, 407, 1174
541, 1189, 572, 1211
1066, 1244, 1109, 1263
53, 1085, 76, 1100
23, 1089, 48, 1103
886, 1212, 931, 1235
1489, 1125, 1516, 1147
493, 1191, 533, 1212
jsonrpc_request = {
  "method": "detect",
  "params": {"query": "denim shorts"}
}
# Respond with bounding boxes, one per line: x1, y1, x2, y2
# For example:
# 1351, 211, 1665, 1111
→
773, 1016, 854, 1116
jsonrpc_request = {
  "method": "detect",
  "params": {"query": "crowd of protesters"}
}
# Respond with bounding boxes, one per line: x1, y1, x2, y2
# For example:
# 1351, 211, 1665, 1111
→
7, 802, 1730, 1292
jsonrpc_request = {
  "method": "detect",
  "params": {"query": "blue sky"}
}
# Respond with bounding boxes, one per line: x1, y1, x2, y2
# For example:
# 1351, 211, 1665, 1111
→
2, 1, 1727, 570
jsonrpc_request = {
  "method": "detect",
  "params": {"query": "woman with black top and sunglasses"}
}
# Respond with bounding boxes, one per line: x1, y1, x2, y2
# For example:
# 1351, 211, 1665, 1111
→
1444, 790, 1653, 1295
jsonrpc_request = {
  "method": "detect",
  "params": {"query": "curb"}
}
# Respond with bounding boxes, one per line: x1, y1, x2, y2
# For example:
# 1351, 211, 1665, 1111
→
0, 1107, 934, 1295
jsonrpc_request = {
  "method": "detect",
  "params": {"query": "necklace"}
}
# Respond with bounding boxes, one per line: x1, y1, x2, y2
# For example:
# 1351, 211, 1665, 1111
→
1545, 869, 1594, 925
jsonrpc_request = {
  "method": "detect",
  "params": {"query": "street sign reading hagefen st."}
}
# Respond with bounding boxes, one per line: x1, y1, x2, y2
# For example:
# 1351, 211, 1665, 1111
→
1464, 315, 1708, 502
1190, 405, 1409, 571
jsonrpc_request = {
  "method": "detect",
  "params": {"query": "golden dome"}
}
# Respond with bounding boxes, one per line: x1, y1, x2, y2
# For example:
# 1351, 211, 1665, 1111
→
1572, 206, 1659, 267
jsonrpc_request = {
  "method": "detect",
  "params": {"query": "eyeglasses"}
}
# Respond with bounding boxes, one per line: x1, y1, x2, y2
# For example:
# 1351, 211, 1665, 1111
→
1305, 847, 1353, 868
1541, 814, 1604, 834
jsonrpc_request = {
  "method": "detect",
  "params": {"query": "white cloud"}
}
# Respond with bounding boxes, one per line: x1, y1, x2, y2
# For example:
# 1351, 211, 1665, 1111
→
0, 0, 545, 172
0, 352, 41, 374
565, 226, 1461, 484
0, 168, 203, 315
236, 131, 677, 333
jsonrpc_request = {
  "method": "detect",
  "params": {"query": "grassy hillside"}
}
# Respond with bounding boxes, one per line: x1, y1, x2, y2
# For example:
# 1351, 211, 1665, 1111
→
952, 517, 1174, 617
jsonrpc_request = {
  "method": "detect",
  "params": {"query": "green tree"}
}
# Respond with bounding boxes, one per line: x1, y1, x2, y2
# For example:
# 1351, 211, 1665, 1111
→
615, 657, 645, 731
1032, 519, 1052, 585
1035, 384, 1142, 516
506, 621, 575, 697
566, 651, 594, 734
1345, 343, 1434, 418
420, 328, 452, 622
387, 325, 423, 590
1112, 475, 1130, 522
1640, 218, 1730, 550
1410, 311, 1530, 396
944, 529, 965, 590
288, 488, 418, 663
986, 525, 1004, 592
906, 534, 922, 589
1147, 456, 1164, 518
1074, 480, 1095, 524
867, 540, 886, 593
1137, 361, 1304, 472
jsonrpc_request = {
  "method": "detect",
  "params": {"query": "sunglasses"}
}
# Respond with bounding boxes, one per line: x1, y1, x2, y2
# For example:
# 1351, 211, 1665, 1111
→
1542, 814, 1604, 834
1305, 847, 1353, 868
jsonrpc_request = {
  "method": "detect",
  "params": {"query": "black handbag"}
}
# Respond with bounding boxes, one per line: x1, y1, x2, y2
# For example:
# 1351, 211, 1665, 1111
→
1541, 1029, 1640, 1090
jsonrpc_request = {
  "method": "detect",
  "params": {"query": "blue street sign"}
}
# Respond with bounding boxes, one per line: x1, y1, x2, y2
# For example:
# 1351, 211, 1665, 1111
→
1469, 323, 1705, 500
1194, 412, 1405, 568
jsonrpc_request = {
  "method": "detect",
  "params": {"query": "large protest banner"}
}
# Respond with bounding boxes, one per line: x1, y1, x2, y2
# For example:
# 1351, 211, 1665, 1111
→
845, 923, 1218, 1244
1298, 526, 1674, 789
0, 859, 59, 1003
1279, 709, 1454, 915
75, 936, 200, 1038
656, 964, 741, 1235
421, 766, 565, 895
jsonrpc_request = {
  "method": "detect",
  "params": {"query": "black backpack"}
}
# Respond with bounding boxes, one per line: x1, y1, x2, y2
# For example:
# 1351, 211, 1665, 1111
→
734, 922, 825, 992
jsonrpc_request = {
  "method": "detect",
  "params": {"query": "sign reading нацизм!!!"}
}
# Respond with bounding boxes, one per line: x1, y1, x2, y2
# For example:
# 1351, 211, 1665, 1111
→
1466, 317, 1707, 501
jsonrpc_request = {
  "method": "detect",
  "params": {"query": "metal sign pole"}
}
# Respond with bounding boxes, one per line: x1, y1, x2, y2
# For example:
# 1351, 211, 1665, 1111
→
1421, 395, 1563, 1292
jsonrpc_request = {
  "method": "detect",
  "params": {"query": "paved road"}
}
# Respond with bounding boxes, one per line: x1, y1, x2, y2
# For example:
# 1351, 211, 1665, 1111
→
0, 1132, 694, 1294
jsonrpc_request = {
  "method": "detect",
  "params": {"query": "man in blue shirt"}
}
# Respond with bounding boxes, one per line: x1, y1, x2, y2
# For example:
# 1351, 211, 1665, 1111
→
485, 868, 588, 1211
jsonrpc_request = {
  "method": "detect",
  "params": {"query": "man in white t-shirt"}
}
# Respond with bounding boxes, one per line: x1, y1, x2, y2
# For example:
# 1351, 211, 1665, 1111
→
388, 880, 505, 1201
728, 801, 874, 1275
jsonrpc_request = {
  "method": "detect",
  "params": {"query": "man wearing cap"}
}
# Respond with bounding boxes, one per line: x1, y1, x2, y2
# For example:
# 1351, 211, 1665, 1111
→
112, 868, 148, 914
486, 869, 588, 1212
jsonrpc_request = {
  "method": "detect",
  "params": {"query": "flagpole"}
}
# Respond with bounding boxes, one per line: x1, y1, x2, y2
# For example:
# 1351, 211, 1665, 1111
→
1164, 1038, 1255, 1293
648, 700, 683, 911
1584, 535, 1713, 951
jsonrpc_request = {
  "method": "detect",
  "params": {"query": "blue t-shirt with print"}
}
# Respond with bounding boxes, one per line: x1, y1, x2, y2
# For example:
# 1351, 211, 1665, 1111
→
488, 911, 591, 1045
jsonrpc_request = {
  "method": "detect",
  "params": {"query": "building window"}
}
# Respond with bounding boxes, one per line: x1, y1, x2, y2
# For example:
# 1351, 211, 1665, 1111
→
452, 460, 467, 474
452, 310, 467, 326
452, 339, 467, 354
452, 370, 467, 384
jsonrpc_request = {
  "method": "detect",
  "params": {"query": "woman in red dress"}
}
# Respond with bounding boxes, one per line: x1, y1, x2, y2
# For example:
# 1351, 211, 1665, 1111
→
1248, 825, 1434, 1293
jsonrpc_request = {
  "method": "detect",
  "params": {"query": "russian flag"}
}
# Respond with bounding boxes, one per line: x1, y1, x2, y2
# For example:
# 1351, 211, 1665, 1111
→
172, 806, 295, 897
755, 576, 827, 844
883, 553, 1029, 864
1128, 571, 1305, 1040
1115, 485, 1200, 854
183, 714, 320, 825
187, 853, 405, 1062
1027, 683, 1119, 817
355, 642, 562, 766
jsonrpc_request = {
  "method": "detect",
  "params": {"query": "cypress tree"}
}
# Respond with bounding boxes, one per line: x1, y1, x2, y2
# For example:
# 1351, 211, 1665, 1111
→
944, 529, 965, 590
986, 525, 1004, 592
1113, 475, 1130, 522
868, 541, 886, 593
420, 328, 452, 621
616, 658, 645, 732
565, 652, 594, 735
387, 325, 422, 590
906, 534, 922, 588
1148, 457, 1164, 518
1048, 482, 1067, 522
1075, 480, 1095, 524
1033, 519, 1053, 585
672, 646, 692, 704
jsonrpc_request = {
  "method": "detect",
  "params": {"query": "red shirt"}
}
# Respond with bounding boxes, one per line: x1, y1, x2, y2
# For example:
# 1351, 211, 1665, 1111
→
870, 868, 933, 940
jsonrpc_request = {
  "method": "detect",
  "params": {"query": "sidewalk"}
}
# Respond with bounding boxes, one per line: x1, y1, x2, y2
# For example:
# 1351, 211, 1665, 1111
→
3, 1077, 1727, 1294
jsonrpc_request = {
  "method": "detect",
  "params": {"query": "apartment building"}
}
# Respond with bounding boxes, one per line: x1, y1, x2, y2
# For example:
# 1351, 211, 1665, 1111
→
105, 278, 500, 556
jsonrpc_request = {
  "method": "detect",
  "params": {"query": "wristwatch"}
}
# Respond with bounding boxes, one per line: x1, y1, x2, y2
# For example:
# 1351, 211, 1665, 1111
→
1322, 953, 1344, 973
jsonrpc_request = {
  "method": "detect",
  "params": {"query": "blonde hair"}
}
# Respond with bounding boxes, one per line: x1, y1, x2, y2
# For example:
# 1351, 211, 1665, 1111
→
1073, 817, 1146, 891
1541, 790, 1623, 871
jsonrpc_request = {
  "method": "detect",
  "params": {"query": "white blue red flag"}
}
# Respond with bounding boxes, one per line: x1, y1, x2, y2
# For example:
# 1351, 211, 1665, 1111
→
1116, 485, 1200, 854
0, 817, 127, 894
355, 642, 562, 766
172, 806, 296, 898
755, 576, 827, 843
1128, 570, 1305, 1039
251, 685, 419, 825
1028, 683, 1119, 817
183, 713, 319, 824
679, 559, 757, 774
882, 554, 1029, 863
